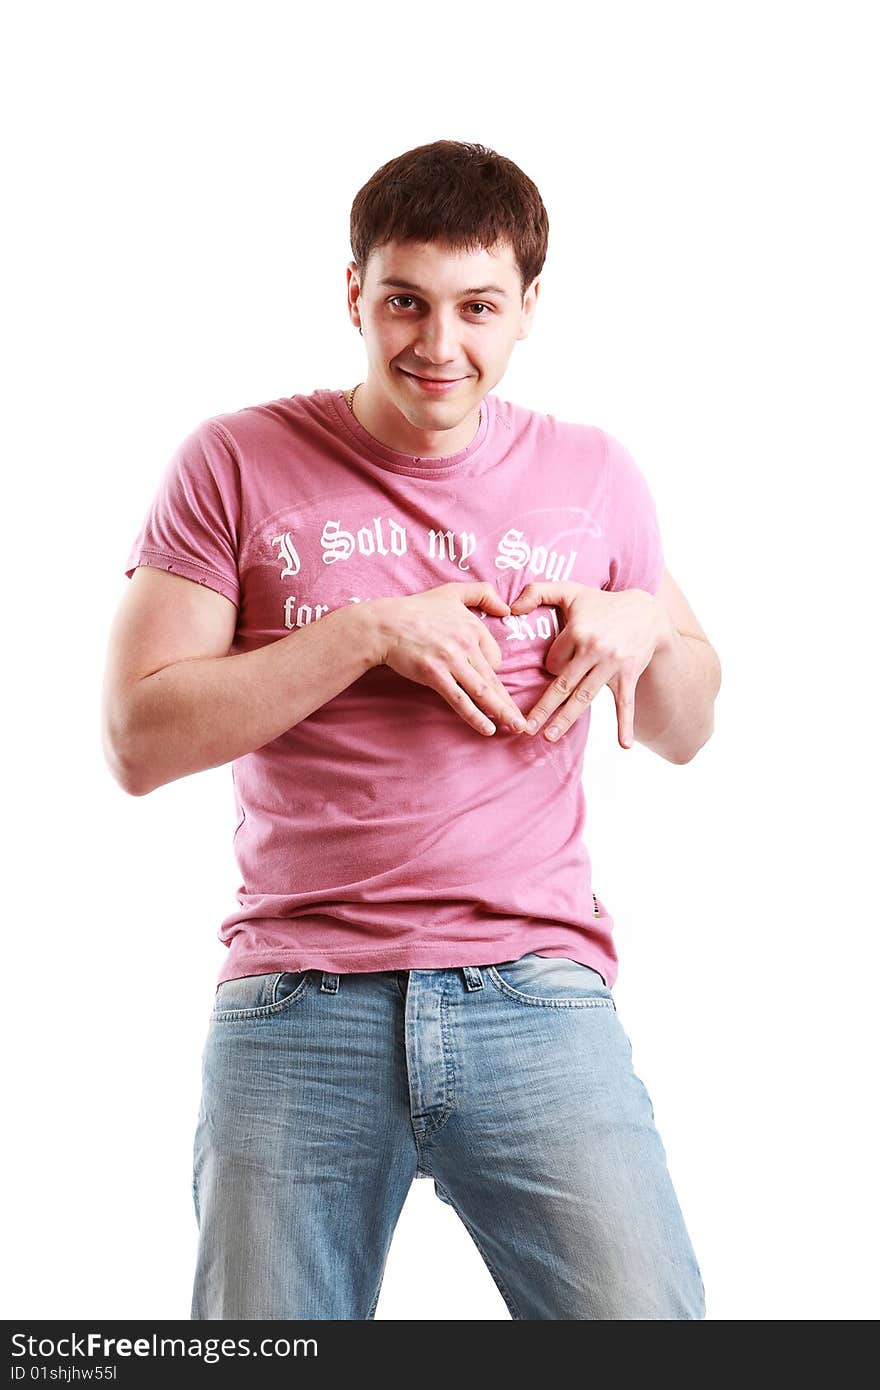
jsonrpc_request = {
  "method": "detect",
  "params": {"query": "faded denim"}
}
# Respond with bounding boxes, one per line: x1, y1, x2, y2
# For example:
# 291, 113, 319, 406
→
191, 954, 706, 1319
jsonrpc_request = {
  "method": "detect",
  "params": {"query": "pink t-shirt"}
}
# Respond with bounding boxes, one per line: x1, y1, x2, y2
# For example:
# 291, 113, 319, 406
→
124, 388, 664, 988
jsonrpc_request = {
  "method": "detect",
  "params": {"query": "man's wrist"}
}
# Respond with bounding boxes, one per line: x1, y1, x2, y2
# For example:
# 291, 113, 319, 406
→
649, 592, 679, 656
350, 598, 391, 669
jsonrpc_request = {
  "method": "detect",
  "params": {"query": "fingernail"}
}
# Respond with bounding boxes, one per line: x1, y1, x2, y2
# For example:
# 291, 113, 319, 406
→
546, 726, 559, 741
526, 718, 538, 733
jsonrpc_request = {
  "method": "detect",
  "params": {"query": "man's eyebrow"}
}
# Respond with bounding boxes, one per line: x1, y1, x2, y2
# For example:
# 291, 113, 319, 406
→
378, 277, 509, 299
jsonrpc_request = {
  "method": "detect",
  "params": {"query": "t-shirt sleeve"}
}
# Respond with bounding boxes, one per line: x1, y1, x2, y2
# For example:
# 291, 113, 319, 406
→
123, 419, 242, 607
600, 428, 665, 596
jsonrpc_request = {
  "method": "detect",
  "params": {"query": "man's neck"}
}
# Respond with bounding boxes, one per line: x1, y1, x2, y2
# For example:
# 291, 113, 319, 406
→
350, 381, 482, 457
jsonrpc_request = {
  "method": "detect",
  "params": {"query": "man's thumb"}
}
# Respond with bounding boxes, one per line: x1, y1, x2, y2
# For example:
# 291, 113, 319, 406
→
478, 584, 511, 615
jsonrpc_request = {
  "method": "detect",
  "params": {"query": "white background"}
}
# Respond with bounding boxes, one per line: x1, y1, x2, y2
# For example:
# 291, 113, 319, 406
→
3, 0, 877, 1321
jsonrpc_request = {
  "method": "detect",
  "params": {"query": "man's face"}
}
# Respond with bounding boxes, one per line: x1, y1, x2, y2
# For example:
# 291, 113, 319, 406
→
345, 237, 539, 437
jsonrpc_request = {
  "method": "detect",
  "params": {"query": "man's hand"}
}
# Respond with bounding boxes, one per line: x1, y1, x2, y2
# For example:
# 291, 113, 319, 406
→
509, 581, 676, 749
369, 582, 529, 738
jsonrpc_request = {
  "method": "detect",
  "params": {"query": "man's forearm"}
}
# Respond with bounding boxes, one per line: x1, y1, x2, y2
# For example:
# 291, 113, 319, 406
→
633, 612, 722, 763
111, 602, 383, 796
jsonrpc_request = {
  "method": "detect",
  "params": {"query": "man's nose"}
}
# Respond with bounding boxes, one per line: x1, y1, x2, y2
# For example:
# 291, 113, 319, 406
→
412, 313, 465, 365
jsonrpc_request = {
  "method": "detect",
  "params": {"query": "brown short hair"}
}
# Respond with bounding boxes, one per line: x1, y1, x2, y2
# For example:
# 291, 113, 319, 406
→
349, 140, 549, 305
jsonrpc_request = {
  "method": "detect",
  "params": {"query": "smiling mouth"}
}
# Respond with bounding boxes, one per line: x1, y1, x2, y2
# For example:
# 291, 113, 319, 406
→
403, 370, 464, 381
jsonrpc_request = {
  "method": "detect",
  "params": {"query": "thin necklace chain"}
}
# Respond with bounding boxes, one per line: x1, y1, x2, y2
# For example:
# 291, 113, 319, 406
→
344, 382, 481, 427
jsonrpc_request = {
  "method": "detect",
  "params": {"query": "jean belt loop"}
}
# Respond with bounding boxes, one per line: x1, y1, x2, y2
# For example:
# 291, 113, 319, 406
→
320, 971, 340, 993
461, 965, 484, 991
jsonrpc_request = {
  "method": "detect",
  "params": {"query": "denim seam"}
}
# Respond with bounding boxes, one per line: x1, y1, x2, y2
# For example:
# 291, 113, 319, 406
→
485, 967, 617, 1010
211, 973, 314, 1021
411, 983, 457, 1141
365, 1278, 383, 1320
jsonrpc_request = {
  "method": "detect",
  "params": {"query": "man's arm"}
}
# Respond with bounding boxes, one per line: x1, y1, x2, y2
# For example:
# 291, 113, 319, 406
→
102, 570, 524, 797
632, 566, 722, 764
102, 567, 383, 797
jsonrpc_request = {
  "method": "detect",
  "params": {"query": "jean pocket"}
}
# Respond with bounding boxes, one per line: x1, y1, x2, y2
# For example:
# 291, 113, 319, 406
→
212, 970, 311, 1020
485, 953, 615, 1009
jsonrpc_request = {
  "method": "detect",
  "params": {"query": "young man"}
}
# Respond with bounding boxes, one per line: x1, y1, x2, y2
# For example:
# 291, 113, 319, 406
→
102, 140, 720, 1320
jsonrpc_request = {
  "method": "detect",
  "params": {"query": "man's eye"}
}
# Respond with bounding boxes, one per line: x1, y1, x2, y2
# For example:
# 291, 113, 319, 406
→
388, 296, 493, 317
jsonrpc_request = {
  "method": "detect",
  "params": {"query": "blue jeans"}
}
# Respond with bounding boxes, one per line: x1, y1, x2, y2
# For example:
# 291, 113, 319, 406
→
191, 955, 706, 1320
